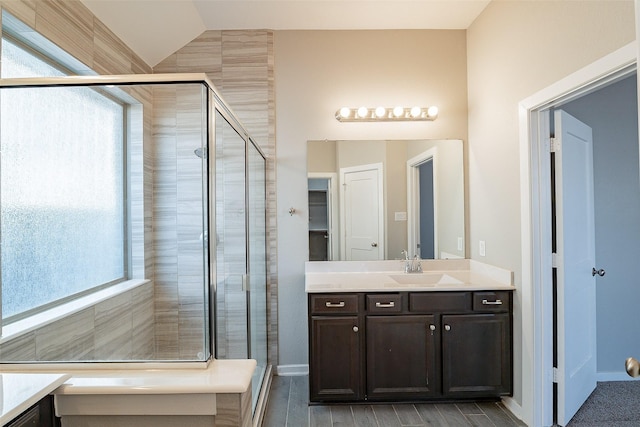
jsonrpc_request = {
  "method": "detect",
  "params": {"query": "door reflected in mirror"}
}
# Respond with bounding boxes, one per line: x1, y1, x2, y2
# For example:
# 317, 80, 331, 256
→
307, 139, 464, 261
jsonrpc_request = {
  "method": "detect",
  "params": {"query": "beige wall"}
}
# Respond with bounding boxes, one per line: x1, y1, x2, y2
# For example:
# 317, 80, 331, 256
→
466, 0, 635, 421
275, 29, 469, 366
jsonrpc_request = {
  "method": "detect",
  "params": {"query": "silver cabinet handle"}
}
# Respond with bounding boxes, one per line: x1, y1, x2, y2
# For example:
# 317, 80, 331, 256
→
482, 299, 503, 305
353, 326, 359, 333
429, 325, 436, 331
375, 302, 395, 308
325, 301, 345, 308
444, 325, 451, 331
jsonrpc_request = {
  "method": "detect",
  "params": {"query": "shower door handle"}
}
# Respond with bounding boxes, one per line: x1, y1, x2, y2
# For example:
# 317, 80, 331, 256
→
242, 274, 250, 292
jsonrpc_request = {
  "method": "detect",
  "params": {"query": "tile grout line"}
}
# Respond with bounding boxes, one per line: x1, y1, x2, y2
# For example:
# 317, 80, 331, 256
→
284, 377, 292, 427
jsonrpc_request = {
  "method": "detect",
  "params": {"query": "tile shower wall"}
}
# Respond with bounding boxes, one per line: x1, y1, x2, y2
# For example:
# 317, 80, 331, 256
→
152, 84, 208, 360
0, 0, 156, 361
155, 30, 278, 365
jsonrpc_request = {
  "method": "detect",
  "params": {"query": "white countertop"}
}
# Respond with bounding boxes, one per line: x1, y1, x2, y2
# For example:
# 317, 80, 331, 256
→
305, 259, 515, 293
0, 373, 70, 426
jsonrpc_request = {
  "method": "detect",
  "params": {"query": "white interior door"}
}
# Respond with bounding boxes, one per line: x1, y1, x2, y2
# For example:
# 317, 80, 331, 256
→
340, 163, 384, 260
554, 109, 597, 426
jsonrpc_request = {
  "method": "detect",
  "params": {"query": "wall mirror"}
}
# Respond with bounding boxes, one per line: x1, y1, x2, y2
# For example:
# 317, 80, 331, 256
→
307, 139, 464, 261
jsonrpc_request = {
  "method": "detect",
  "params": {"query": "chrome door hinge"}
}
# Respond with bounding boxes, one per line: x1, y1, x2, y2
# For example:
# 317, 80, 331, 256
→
242, 274, 250, 292
549, 137, 560, 153
552, 252, 559, 268
553, 367, 559, 383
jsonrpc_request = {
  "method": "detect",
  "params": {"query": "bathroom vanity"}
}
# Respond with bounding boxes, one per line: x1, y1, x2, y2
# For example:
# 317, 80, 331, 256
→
305, 260, 515, 403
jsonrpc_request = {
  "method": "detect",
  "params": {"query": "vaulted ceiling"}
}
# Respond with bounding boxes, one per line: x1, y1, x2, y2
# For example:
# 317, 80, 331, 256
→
80, 0, 490, 67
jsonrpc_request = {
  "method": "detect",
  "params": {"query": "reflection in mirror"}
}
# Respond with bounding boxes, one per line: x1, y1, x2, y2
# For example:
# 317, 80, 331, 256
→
307, 140, 464, 261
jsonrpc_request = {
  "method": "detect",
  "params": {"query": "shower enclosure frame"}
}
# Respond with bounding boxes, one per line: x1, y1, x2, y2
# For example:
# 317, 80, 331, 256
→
0, 73, 270, 407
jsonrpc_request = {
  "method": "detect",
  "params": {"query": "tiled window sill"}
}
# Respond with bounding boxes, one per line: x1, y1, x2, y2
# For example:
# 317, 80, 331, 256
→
0, 279, 149, 345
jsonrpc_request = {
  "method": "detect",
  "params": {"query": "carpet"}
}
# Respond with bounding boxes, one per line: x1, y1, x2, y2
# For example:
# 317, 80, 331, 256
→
568, 381, 640, 426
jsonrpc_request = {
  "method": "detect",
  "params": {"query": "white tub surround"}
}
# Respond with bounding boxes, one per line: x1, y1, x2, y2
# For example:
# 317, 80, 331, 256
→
305, 259, 514, 292
48, 359, 256, 427
0, 373, 70, 425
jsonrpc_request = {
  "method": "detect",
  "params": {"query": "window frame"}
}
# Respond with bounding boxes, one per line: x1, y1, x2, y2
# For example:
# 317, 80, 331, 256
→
0, 30, 130, 324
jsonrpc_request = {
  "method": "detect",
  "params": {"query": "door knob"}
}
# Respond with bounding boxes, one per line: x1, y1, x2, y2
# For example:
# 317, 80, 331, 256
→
592, 267, 605, 277
353, 326, 359, 333
626, 357, 640, 377
371, 242, 378, 247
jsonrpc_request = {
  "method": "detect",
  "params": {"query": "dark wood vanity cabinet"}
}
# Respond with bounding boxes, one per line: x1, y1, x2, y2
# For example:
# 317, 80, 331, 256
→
441, 313, 511, 397
366, 314, 438, 399
309, 294, 364, 401
308, 290, 512, 403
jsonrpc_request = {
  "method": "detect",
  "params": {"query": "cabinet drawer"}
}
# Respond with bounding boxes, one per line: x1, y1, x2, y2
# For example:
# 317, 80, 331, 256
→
473, 291, 511, 312
409, 292, 471, 312
367, 294, 402, 313
310, 294, 359, 314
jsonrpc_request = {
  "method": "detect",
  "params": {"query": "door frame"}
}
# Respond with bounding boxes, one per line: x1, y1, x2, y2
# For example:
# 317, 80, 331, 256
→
339, 162, 385, 260
518, 42, 636, 426
308, 172, 339, 260
407, 147, 438, 259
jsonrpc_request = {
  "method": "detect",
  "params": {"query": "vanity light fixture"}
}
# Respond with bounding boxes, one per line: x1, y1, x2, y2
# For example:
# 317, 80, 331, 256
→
335, 105, 439, 122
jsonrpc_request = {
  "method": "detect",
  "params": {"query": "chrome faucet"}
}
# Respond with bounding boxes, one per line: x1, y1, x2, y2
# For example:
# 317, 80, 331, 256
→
401, 250, 423, 273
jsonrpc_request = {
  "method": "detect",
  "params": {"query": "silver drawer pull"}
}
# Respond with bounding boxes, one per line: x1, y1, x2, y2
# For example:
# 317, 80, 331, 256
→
375, 302, 395, 308
482, 299, 503, 305
325, 301, 345, 308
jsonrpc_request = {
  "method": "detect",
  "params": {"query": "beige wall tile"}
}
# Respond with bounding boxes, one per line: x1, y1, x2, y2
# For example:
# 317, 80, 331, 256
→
34, 0, 94, 67
0, 0, 36, 28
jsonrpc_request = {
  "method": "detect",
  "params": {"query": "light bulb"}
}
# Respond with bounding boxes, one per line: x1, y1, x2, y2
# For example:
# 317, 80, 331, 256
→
339, 107, 351, 118
393, 106, 404, 117
410, 106, 422, 118
357, 106, 368, 118
375, 106, 386, 118
427, 106, 439, 117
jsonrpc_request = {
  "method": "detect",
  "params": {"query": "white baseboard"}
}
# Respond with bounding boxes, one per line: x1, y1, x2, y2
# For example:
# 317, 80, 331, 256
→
276, 364, 309, 376
501, 396, 524, 422
597, 371, 636, 382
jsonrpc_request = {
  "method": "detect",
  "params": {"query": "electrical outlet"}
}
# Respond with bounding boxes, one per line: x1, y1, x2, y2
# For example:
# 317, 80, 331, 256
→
394, 212, 407, 221
479, 240, 486, 257
457, 237, 463, 251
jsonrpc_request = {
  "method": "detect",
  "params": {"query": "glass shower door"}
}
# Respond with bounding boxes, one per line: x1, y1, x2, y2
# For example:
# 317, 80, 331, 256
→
247, 139, 267, 411
214, 109, 269, 414
215, 110, 248, 359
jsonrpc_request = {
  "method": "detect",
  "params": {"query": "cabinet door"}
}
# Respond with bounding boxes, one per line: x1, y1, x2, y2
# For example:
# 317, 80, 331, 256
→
310, 316, 362, 401
441, 313, 512, 397
366, 315, 438, 400
6, 395, 57, 427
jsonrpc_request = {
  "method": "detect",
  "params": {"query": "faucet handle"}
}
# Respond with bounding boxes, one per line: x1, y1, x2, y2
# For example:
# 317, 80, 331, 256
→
401, 249, 409, 260
413, 254, 423, 273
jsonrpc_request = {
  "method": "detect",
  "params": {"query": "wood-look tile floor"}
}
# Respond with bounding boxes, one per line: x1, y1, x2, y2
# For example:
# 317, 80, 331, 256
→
261, 375, 527, 427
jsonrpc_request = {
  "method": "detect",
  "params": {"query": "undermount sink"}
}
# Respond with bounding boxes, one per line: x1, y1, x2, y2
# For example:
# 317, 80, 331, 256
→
389, 273, 464, 286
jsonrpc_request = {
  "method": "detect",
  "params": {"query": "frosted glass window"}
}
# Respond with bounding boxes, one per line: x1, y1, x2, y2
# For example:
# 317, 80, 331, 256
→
1, 38, 126, 320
